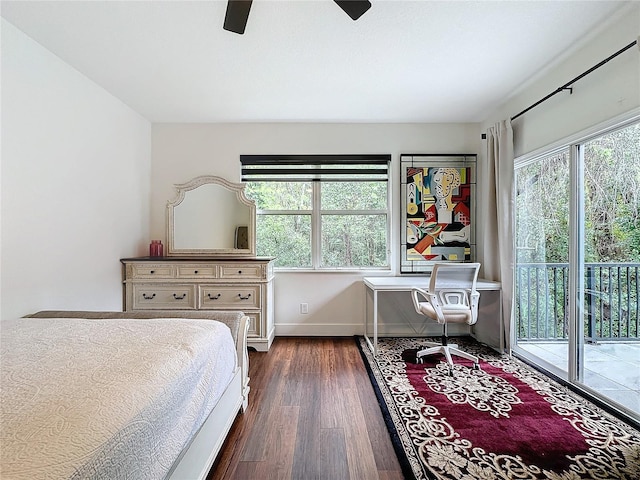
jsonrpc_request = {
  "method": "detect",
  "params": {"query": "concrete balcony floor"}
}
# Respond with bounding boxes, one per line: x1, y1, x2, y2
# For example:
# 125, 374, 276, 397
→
517, 341, 640, 417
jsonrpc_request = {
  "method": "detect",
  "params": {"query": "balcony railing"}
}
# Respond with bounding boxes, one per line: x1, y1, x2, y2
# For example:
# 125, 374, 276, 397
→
515, 263, 640, 342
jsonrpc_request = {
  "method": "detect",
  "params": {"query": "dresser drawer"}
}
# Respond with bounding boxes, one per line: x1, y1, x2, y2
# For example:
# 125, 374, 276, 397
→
219, 264, 263, 280
245, 312, 261, 338
199, 285, 261, 309
132, 284, 196, 310
130, 264, 174, 279
129, 263, 174, 280
176, 265, 217, 279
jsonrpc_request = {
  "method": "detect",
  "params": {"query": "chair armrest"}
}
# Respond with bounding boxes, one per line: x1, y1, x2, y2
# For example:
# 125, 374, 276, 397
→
411, 287, 446, 324
469, 291, 480, 324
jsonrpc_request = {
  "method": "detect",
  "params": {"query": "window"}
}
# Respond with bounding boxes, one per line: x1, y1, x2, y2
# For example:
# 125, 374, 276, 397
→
241, 155, 390, 269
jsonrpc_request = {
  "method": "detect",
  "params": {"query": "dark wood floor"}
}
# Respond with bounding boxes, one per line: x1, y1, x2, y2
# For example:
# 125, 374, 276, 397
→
207, 337, 404, 480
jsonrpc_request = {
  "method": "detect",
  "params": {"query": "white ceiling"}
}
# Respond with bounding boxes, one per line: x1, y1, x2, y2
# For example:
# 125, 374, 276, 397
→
1, 0, 630, 123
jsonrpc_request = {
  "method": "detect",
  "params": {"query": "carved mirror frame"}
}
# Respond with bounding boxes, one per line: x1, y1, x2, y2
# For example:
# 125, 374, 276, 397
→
166, 175, 256, 257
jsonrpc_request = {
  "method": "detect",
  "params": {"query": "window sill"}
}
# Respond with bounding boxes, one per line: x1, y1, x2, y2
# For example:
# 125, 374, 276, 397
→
274, 267, 391, 274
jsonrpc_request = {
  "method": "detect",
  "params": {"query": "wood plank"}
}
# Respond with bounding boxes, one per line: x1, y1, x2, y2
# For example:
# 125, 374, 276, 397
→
290, 370, 323, 479
319, 428, 350, 479
341, 387, 381, 479
207, 337, 403, 479
263, 406, 299, 479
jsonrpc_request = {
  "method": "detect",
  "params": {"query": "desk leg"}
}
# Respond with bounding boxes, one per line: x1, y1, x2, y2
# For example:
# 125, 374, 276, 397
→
363, 286, 378, 356
499, 289, 506, 354
363, 285, 369, 344
372, 290, 378, 355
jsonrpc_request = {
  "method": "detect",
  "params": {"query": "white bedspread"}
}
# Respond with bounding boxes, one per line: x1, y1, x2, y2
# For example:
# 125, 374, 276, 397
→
0, 317, 237, 480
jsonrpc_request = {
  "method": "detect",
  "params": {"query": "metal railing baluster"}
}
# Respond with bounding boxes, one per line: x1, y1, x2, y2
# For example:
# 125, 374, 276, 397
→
515, 263, 639, 342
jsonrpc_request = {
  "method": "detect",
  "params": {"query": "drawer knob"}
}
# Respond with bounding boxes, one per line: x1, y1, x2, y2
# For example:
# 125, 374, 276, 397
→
142, 293, 156, 300
150, 270, 155, 274
207, 293, 221, 300
238, 270, 242, 274
194, 270, 199, 274
173, 293, 186, 300
238, 293, 252, 300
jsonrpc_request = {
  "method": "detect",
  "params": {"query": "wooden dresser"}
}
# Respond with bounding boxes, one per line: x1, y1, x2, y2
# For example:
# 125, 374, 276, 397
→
121, 256, 275, 351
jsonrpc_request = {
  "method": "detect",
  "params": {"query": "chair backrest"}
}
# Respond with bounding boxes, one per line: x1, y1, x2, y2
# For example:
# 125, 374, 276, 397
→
426, 262, 481, 324
429, 262, 481, 294
411, 263, 481, 324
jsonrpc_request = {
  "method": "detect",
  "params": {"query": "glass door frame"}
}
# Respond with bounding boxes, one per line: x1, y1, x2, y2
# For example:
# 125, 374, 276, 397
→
511, 109, 640, 424
568, 143, 583, 385
512, 146, 572, 381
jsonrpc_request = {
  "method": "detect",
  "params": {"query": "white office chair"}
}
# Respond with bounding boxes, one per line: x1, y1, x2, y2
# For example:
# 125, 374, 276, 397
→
410, 262, 481, 375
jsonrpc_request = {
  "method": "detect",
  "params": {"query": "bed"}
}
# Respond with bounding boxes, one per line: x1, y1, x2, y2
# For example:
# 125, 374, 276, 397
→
1, 310, 250, 480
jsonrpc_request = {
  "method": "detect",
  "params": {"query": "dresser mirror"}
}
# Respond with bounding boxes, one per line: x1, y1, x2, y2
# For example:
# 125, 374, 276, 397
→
166, 175, 256, 256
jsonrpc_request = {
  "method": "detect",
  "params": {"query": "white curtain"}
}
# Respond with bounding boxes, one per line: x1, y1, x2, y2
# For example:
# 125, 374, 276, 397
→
483, 120, 514, 351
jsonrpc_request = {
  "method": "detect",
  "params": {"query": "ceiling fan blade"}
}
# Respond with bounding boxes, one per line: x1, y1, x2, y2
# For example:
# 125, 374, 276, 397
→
334, 0, 371, 21
223, 0, 253, 34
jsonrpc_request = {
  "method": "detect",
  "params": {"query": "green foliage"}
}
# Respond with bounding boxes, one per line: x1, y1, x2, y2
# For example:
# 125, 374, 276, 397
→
515, 122, 640, 264
321, 182, 387, 210
321, 215, 387, 267
583, 124, 640, 262
515, 150, 570, 263
256, 214, 311, 268
246, 180, 388, 268
246, 182, 312, 210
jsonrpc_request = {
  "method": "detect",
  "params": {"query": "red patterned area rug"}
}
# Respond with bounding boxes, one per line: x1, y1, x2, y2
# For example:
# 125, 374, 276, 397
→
356, 336, 640, 480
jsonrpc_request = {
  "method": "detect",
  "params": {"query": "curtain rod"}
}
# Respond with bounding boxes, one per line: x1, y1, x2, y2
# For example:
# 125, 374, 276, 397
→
510, 39, 638, 122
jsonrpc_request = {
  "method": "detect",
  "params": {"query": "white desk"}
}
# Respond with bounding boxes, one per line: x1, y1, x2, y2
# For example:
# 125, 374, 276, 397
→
363, 276, 503, 356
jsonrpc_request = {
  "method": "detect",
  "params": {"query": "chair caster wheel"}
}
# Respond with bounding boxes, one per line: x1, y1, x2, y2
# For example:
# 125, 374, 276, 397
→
416, 356, 422, 364
448, 367, 454, 377
473, 363, 480, 371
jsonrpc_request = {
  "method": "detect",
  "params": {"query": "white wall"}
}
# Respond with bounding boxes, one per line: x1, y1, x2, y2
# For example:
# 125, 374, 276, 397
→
482, 3, 639, 157
151, 1, 639, 338
1, 19, 152, 319
152, 123, 481, 335
3, 2, 633, 335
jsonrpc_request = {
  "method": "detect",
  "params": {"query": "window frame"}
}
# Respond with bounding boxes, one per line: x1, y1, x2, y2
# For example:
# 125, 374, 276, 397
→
242, 154, 391, 272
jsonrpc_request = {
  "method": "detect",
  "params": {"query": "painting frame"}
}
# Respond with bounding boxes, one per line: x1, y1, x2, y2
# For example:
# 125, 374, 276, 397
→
400, 154, 477, 273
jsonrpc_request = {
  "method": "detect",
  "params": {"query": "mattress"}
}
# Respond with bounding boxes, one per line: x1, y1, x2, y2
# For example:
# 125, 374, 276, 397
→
0, 317, 237, 479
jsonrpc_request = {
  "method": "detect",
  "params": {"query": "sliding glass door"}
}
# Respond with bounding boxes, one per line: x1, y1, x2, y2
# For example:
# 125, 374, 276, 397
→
579, 125, 640, 414
514, 148, 571, 378
514, 120, 640, 422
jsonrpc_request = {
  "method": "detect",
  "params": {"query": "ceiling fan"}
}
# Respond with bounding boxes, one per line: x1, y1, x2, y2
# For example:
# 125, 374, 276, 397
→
223, 0, 372, 35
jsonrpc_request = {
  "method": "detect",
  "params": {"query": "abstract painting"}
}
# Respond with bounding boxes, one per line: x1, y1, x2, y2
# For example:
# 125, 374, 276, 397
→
400, 155, 476, 273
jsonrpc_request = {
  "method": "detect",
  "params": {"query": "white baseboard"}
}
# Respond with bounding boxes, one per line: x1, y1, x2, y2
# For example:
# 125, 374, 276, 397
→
274, 323, 470, 337
275, 323, 362, 336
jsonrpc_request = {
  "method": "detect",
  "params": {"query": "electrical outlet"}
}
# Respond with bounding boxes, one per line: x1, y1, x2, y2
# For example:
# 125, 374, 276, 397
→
300, 303, 309, 314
